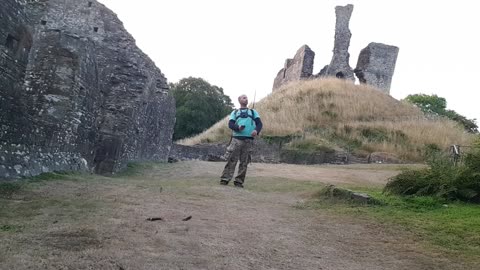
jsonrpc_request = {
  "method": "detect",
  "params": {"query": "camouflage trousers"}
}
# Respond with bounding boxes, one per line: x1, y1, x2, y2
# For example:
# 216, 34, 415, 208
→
220, 138, 254, 184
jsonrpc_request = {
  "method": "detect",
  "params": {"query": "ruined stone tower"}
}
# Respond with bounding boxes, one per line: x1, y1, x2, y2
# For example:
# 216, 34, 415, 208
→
272, 4, 399, 94
0, 0, 175, 178
319, 4, 355, 81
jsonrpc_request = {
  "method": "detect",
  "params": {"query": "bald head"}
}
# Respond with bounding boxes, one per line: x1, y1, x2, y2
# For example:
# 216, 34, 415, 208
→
238, 95, 248, 107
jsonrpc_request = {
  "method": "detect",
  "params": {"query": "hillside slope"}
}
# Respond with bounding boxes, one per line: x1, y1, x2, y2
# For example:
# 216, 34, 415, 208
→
180, 79, 473, 161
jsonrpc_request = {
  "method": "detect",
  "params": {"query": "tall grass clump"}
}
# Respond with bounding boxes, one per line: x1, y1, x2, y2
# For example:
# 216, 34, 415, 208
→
384, 138, 480, 202
180, 78, 474, 161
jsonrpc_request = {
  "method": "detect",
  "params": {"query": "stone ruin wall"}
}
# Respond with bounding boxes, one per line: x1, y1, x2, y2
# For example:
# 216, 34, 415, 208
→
0, 0, 175, 179
272, 45, 315, 90
354, 42, 400, 93
319, 5, 355, 81
272, 4, 399, 94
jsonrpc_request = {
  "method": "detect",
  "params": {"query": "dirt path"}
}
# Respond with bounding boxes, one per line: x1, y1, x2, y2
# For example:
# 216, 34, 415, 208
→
0, 161, 467, 269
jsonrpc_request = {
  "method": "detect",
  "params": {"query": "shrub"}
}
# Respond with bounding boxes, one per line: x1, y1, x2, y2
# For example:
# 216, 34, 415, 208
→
385, 143, 480, 203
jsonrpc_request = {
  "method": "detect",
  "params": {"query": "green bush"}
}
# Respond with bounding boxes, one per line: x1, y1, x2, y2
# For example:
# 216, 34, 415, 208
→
464, 147, 480, 172
384, 143, 480, 203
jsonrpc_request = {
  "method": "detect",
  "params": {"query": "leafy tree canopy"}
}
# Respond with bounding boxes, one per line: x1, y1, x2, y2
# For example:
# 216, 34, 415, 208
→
405, 94, 478, 133
170, 77, 234, 140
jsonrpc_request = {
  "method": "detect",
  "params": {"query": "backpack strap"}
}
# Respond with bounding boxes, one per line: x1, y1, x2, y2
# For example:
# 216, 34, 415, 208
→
249, 109, 256, 120
234, 109, 256, 121
233, 109, 238, 121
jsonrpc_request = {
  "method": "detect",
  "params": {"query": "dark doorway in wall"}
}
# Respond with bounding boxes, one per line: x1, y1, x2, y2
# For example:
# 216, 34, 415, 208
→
93, 27, 99, 32
5, 27, 32, 60
336, 72, 345, 79
5, 34, 19, 51
88, 2, 93, 7
41, 20, 47, 25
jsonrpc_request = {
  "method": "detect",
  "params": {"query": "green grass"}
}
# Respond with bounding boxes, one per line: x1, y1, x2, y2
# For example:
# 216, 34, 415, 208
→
0, 182, 23, 198
0, 224, 23, 233
28, 171, 71, 182
114, 162, 157, 177
2, 161, 478, 264
0, 171, 77, 198
303, 186, 480, 261
0, 175, 107, 238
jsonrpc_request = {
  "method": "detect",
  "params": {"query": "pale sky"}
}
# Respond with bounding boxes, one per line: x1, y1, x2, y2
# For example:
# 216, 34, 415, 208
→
99, 0, 479, 121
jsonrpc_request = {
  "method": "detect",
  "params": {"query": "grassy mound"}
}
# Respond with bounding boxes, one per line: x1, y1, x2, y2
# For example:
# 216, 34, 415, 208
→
179, 78, 474, 162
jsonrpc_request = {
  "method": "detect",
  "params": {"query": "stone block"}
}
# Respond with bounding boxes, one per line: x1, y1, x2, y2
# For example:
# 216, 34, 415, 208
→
272, 45, 315, 91
355, 42, 399, 94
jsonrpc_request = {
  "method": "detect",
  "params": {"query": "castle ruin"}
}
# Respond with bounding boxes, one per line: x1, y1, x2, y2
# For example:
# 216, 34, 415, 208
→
272, 4, 399, 94
0, 0, 175, 178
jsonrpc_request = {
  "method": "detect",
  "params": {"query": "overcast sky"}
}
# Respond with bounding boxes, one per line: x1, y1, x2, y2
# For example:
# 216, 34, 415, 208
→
98, 0, 479, 121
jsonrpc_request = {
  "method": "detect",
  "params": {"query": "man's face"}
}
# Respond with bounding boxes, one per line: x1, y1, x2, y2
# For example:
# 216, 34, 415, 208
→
238, 95, 248, 106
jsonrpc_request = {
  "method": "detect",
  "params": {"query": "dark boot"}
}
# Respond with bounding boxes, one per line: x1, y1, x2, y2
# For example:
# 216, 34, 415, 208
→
233, 182, 244, 188
220, 180, 229, 185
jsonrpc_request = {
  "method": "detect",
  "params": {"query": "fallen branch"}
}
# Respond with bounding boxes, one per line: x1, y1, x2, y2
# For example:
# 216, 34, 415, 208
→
146, 217, 163, 221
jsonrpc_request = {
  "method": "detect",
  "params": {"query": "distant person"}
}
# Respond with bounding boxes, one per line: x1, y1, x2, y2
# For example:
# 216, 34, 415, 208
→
220, 94, 263, 188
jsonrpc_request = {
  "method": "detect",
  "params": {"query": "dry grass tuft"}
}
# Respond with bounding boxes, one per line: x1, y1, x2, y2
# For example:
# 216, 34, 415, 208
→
179, 78, 474, 161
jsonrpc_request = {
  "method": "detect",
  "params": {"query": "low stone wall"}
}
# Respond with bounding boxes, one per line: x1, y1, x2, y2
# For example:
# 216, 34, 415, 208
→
0, 143, 88, 178
170, 138, 282, 163
320, 185, 380, 204
169, 139, 370, 165
279, 149, 337, 165
170, 143, 227, 162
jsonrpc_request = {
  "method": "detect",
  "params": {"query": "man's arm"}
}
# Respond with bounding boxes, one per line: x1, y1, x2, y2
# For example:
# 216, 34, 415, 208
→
254, 118, 263, 134
228, 120, 242, 131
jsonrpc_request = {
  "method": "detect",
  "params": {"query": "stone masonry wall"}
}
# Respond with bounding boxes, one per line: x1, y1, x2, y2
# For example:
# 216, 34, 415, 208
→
0, 0, 175, 179
272, 4, 399, 94
354, 42, 399, 94
319, 4, 355, 81
272, 45, 315, 91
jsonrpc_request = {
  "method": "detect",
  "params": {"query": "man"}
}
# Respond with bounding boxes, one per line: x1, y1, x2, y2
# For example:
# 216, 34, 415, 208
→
220, 94, 263, 188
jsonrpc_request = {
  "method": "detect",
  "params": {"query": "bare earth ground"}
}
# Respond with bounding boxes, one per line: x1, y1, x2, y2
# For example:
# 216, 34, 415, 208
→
0, 161, 471, 270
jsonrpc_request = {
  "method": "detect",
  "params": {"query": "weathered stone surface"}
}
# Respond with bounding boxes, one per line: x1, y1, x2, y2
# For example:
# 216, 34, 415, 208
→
170, 138, 282, 163
0, 0, 175, 179
272, 45, 315, 91
354, 42, 399, 94
272, 4, 399, 94
169, 139, 372, 165
320, 4, 355, 81
170, 143, 227, 162
321, 185, 379, 204
279, 149, 337, 165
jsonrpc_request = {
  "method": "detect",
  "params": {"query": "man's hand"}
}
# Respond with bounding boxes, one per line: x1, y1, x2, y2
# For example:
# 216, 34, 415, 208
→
251, 130, 258, 137
239, 125, 245, 131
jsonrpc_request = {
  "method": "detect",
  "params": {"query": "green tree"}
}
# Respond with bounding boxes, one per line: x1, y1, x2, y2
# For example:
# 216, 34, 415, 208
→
170, 77, 234, 140
404, 94, 447, 115
405, 94, 478, 133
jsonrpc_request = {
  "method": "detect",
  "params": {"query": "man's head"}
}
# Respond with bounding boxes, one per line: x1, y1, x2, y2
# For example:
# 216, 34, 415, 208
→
238, 94, 248, 107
